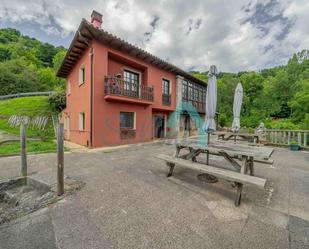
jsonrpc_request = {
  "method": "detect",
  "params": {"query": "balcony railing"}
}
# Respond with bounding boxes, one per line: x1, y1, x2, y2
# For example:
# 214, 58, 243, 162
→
104, 76, 154, 102
162, 93, 171, 106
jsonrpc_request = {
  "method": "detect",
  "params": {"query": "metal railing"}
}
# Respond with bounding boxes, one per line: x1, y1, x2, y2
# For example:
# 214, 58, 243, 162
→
104, 76, 154, 102
264, 129, 308, 148
0, 91, 55, 100
162, 93, 171, 106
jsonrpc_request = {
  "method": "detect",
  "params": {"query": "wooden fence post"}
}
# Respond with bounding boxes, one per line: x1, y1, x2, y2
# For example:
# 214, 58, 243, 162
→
20, 124, 27, 181
57, 123, 64, 196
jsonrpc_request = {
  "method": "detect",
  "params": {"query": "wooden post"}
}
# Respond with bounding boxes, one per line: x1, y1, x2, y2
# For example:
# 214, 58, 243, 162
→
20, 124, 27, 181
240, 156, 247, 174
57, 123, 64, 196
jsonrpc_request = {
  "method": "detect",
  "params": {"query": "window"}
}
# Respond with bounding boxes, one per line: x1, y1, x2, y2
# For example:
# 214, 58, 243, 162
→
188, 82, 193, 100
162, 79, 170, 95
79, 113, 85, 131
120, 112, 135, 129
182, 80, 188, 100
79, 65, 85, 85
124, 70, 140, 85
67, 80, 71, 95
124, 69, 140, 94
64, 116, 70, 130
194, 85, 199, 101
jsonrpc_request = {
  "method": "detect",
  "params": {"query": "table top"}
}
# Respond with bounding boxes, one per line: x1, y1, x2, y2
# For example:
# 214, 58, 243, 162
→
177, 139, 274, 159
213, 131, 259, 137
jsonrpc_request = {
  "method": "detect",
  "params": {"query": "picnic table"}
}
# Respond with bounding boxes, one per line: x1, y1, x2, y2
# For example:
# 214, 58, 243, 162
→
157, 140, 274, 206
214, 131, 260, 143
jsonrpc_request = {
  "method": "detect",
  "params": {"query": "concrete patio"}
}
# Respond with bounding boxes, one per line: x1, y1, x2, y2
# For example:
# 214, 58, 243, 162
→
0, 142, 309, 249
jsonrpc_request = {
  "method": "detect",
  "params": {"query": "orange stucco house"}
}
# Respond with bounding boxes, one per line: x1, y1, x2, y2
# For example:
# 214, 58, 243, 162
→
57, 11, 207, 148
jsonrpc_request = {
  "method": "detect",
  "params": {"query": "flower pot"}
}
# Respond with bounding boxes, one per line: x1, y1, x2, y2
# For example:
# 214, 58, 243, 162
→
290, 144, 300, 151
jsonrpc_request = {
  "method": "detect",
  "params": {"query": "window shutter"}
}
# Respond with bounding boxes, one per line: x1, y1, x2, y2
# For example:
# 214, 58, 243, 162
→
79, 113, 84, 131
79, 66, 84, 85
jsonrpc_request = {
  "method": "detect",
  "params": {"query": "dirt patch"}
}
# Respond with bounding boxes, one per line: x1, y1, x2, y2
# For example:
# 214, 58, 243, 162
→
0, 178, 56, 224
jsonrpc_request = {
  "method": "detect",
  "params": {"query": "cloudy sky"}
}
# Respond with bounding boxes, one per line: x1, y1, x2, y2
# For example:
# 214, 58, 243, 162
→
1, 0, 308, 72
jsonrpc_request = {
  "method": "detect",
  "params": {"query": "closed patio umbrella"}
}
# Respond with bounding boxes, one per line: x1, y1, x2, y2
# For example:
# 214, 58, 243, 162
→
231, 83, 243, 132
199, 65, 218, 183
203, 65, 218, 134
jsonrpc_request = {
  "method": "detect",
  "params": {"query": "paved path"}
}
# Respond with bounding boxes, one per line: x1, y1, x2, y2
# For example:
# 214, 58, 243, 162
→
0, 143, 309, 248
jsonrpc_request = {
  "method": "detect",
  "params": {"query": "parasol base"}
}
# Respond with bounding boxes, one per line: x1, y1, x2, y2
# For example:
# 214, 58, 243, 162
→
197, 173, 218, 183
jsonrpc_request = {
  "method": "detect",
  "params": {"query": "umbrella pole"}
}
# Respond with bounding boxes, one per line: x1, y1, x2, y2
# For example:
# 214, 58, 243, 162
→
206, 132, 210, 164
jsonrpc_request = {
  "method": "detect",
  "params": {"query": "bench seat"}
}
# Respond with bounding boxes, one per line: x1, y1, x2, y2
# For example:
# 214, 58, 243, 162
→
157, 154, 267, 206
157, 154, 266, 188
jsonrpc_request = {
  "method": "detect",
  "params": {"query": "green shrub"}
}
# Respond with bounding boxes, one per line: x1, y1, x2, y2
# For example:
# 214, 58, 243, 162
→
48, 91, 66, 113
218, 113, 228, 127
241, 116, 260, 128
299, 114, 309, 130
248, 128, 254, 134
265, 119, 299, 130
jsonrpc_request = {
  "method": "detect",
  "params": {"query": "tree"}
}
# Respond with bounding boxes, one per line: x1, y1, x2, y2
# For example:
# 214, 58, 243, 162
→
48, 91, 66, 112
0, 59, 41, 95
53, 50, 67, 73
289, 79, 309, 122
0, 28, 67, 95
37, 67, 58, 91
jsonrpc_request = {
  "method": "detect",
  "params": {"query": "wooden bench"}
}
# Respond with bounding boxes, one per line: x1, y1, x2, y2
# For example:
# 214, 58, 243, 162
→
157, 154, 266, 206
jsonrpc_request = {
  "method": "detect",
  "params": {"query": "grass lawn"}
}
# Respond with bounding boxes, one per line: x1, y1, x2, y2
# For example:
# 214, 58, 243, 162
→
0, 96, 67, 156
0, 96, 55, 138
0, 140, 57, 156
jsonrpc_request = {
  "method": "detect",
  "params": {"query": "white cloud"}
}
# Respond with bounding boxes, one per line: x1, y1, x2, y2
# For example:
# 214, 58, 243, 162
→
1, 0, 309, 72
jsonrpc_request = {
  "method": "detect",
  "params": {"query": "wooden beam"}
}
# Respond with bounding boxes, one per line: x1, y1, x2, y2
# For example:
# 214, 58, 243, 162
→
79, 32, 92, 41
66, 58, 77, 64
70, 48, 85, 54
74, 44, 87, 50
76, 38, 89, 47
68, 54, 79, 60
62, 65, 71, 69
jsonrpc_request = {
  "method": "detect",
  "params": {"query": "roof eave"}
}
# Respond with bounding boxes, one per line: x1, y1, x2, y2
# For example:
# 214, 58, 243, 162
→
57, 19, 207, 85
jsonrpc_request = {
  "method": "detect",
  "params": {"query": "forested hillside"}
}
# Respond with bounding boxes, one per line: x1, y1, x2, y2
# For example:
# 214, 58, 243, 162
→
0, 28, 66, 95
193, 50, 309, 130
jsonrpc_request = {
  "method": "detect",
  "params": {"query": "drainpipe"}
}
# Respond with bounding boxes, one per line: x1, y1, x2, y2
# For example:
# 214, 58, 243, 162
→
89, 47, 94, 148
78, 31, 93, 148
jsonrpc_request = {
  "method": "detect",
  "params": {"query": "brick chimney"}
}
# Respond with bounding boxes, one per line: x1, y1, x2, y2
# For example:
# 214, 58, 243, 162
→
91, 10, 103, 28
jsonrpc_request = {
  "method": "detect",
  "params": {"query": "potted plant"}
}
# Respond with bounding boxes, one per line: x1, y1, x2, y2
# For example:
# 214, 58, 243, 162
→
290, 140, 300, 151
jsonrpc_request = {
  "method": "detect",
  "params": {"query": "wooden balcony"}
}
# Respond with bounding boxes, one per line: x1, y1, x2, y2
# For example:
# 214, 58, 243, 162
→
104, 76, 154, 104
191, 101, 205, 113
182, 98, 205, 113
162, 93, 171, 106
